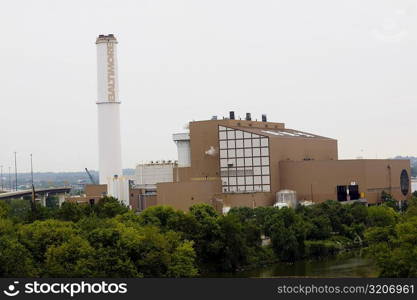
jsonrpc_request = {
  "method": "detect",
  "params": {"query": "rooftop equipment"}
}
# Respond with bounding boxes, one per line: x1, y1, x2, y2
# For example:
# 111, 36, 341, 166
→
229, 111, 235, 120
245, 113, 251, 121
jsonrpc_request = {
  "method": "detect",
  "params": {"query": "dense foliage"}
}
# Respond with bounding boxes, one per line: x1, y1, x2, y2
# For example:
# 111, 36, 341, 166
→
0, 193, 416, 277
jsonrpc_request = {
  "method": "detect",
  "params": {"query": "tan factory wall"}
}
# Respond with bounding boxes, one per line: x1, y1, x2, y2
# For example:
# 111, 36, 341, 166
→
364, 160, 411, 202
173, 167, 192, 182
156, 180, 222, 211
214, 192, 274, 209
268, 137, 338, 196
279, 159, 411, 204
85, 184, 107, 197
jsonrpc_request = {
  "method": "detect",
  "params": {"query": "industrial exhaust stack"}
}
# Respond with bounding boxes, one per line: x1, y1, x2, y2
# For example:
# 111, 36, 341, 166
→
96, 34, 123, 185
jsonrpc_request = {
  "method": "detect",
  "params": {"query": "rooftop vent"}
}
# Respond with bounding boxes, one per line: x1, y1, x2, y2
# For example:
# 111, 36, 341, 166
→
229, 111, 235, 120
262, 114, 267, 122
245, 113, 251, 121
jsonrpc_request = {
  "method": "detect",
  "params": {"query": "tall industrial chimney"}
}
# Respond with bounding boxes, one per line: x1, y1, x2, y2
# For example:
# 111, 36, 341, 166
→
96, 34, 123, 184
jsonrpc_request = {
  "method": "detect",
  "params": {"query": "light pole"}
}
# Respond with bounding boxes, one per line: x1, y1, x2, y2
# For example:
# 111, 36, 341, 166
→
0, 165, 3, 191
30, 154, 34, 187
14, 152, 17, 191
8, 167, 11, 191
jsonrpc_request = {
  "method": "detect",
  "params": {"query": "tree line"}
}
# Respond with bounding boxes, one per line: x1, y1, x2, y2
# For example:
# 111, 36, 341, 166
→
0, 191, 417, 277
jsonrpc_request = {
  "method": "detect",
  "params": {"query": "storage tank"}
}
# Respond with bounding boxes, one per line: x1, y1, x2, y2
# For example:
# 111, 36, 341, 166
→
276, 190, 298, 208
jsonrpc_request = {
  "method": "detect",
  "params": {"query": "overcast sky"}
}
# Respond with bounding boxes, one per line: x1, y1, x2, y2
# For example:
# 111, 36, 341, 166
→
0, 0, 416, 172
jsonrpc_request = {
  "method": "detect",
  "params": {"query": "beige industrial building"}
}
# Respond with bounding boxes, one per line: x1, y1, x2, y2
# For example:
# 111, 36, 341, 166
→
72, 113, 411, 212
144, 112, 411, 211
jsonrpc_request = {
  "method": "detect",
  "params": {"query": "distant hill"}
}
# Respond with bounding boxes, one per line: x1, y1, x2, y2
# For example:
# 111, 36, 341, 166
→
0, 169, 135, 191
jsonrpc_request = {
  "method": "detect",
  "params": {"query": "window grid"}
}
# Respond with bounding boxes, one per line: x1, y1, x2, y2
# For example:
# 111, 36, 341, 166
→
219, 126, 270, 193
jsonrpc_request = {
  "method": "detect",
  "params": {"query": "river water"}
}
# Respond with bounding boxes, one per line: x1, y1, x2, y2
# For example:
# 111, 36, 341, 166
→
204, 250, 379, 278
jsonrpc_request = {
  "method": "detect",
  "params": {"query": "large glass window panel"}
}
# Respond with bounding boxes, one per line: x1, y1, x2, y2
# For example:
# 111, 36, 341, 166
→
244, 132, 252, 138
221, 177, 228, 185
253, 157, 261, 166
245, 157, 252, 166
261, 148, 269, 156
253, 148, 260, 156
220, 150, 227, 158
229, 177, 237, 185
261, 138, 269, 147
244, 148, 252, 157
254, 176, 262, 184
235, 130, 243, 139
252, 138, 260, 147
229, 186, 237, 192
223, 187, 229, 192
262, 185, 271, 192
261, 157, 269, 165
220, 168, 228, 176
262, 176, 270, 184
246, 185, 254, 191
228, 140, 235, 148
254, 167, 261, 175
261, 166, 270, 175
236, 158, 244, 167
227, 159, 236, 167
252, 134, 260, 138
254, 185, 262, 191
237, 177, 245, 185
237, 186, 245, 192
220, 159, 228, 167
245, 176, 253, 184
219, 126, 226, 131
236, 168, 245, 176
228, 149, 236, 158
227, 131, 235, 139
244, 139, 252, 148
236, 139, 243, 148
244, 168, 254, 176
220, 141, 227, 149
236, 149, 244, 157
219, 131, 227, 140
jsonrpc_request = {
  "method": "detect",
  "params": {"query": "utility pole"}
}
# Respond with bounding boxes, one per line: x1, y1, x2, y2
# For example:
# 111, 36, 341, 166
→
14, 152, 18, 191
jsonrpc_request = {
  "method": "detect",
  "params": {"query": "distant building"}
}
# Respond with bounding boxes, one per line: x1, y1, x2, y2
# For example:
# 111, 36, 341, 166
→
135, 161, 177, 187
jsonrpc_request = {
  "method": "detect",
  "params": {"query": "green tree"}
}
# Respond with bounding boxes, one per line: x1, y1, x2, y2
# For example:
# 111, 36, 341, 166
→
0, 236, 38, 277
367, 206, 398, 227
18, 219, 78, 263
44, 236, 95, 277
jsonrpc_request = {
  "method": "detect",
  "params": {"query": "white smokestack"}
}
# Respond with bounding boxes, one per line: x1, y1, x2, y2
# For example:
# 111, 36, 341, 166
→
96, 34, 123, 184
172, 133, 191, 167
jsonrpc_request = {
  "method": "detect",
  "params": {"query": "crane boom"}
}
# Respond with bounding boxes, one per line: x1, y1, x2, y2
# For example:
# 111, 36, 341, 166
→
85, 168, 97, 185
